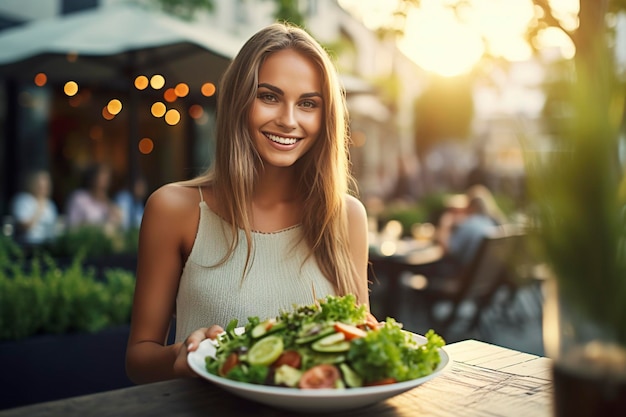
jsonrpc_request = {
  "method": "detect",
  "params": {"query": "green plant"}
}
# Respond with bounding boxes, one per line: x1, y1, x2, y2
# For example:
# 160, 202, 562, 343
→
378, 201, 429, 237
0, 248, 136, 341
524, 31, 626, 344
42, 226, 139, 259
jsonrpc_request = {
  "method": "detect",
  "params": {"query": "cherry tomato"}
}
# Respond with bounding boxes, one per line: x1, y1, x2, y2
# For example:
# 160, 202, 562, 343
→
219, 352, 239, 376
298, 364, 340, 389
272, 350, 302, 369
365, 377, 397, 386
334, 322, 367, 340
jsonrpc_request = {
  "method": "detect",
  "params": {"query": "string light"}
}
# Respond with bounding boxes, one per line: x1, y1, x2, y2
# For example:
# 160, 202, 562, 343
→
107, 99, 122, 115
201, 82, 216, 97
164, 109, 181, 125
134, 75, 149, 90
34, 73, 47, 87
64, 81, 79, 96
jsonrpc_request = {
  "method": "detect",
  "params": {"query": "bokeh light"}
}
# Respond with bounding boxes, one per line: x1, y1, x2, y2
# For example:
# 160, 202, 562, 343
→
175, 83, 189, 97
34, 73, 47, 87
64, 81, 79, 96
201, 82, 216, 97
138, 137, 154, 154
163, 88, 177, 103
188, 104, 204, 119
150, 74, 166, 90
164, 109, 181, 125
134, 75, 149, 90
102, 106, 115, 120
107, 99, 122, 115
151, 102, 166, 117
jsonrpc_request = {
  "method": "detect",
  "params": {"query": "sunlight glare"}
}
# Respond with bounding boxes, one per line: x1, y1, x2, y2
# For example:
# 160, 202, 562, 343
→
548, 0, 579, 31
338, 0, 401, 31
536, 26, 576, 59
339, 0, 581, 76
466, 0, 535, 61
398, 3, 484, 76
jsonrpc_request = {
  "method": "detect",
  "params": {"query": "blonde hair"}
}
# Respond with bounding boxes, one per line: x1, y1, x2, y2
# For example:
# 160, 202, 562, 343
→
182, 23, 359, 298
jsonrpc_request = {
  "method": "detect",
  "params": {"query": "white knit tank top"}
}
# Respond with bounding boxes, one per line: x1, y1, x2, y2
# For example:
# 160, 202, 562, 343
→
175, 190, 335, 342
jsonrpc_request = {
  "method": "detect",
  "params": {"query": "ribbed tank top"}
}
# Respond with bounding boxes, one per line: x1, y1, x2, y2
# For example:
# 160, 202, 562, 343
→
175, 193, 335, 342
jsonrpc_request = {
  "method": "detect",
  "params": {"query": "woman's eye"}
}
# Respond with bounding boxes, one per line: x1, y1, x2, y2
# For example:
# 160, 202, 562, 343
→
300, 100, 318, 109
259, 93, 277, 103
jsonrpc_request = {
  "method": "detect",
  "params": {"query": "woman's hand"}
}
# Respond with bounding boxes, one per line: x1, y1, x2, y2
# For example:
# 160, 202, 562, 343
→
173, 325, 224, 378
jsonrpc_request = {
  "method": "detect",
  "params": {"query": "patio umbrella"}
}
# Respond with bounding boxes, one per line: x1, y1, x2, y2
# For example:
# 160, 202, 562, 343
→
0, 4, 240, 91
0, 4, 242, 183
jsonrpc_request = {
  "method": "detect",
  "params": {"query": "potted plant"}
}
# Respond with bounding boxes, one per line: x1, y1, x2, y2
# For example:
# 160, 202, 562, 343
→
524, 4, 626, 415
0, 237, 136, 410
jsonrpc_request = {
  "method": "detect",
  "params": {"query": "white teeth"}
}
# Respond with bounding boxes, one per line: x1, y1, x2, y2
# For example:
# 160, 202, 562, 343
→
266, 133, 297, 145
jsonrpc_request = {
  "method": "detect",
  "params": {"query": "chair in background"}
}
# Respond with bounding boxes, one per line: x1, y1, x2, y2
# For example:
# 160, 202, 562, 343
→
401, 227, 525, 338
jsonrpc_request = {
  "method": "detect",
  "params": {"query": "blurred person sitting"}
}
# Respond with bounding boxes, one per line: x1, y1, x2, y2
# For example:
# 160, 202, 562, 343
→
434, 193, 468, 250
435, 184, 506, 252
10, 169, 58, 245
66, 163, 122, 233
447, 195, 501, 266
465, 184, 507, 226
114, 176, 148, 230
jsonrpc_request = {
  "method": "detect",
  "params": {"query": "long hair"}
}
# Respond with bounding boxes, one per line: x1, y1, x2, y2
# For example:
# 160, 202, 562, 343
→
182, 23, 360, 299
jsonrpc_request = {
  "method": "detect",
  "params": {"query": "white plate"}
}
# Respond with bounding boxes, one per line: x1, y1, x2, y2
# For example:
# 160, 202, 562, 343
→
187, 331, 451, 412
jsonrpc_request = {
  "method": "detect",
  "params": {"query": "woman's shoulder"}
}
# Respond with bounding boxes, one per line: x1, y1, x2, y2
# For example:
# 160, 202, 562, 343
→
345, 194, 367, 219
145, 183, 204, 217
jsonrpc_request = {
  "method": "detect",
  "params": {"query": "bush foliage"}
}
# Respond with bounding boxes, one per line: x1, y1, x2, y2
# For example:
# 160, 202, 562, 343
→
0, 236, 135, 341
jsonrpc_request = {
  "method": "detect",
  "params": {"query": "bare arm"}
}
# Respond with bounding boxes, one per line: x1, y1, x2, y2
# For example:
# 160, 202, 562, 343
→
346, 194, 370, 308
125, 184, 221, 384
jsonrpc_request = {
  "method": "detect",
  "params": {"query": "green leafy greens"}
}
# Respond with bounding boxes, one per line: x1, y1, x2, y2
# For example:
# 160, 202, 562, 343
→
204, 295, 445, 387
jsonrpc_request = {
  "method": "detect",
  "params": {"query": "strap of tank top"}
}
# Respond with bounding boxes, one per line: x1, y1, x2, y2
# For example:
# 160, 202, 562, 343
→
197, 186, 204, 202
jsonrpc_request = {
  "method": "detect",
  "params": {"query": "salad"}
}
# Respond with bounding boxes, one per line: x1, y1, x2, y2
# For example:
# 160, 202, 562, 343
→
204, 294, 445, 389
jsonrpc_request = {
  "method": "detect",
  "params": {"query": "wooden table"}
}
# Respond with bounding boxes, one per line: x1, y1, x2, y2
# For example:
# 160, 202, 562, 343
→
0, 339, 553, 417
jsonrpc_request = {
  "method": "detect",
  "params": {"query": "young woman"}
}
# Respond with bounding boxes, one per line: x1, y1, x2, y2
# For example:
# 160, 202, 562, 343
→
126, 23, 370, 384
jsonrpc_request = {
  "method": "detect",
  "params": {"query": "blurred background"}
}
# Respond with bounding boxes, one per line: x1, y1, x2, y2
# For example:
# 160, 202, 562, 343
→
0, 0, 625, 408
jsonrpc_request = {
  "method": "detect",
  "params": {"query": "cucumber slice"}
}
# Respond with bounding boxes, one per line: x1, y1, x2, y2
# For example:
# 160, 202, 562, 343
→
312, 341, 350, 353
251, 322, 270, 339
312, 333, 350, 352
247, 335, 284, 366
339, 363, 363, 388
250, 319, 286, 339
295, 326, 335, 344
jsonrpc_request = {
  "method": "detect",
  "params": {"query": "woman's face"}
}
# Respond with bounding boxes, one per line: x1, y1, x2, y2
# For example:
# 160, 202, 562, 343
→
248, 48, 323, 169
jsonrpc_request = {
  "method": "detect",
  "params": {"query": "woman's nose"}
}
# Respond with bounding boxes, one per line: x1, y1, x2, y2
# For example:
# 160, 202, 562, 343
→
276, 105, 297, 130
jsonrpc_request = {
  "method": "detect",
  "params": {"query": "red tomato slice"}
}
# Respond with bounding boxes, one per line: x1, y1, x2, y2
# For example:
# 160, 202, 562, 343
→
219, 352, 239, 376
334, 322, 367, 340
298, 364, 340, 389
272, 350, 302, 369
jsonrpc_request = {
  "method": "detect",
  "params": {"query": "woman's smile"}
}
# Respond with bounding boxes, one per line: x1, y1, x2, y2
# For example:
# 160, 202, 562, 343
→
264, 132, 300, 146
